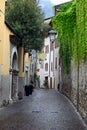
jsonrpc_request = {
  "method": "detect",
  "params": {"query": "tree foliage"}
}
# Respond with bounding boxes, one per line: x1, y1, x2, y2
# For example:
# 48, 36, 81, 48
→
6, 0, 49, 51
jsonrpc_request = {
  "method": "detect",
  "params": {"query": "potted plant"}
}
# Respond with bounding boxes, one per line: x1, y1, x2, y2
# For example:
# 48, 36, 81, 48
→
43, 80, 48, 88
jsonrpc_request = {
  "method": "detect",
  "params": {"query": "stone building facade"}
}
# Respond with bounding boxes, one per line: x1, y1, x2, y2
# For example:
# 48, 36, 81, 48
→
71, 61, 87, 123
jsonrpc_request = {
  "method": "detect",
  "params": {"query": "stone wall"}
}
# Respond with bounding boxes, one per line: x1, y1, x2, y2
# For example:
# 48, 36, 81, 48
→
71, 60, 77, 106
61, 59, 87, 123
61, 59, 72, 98
0, 75, 10, 106
18, 77, 25, 95
1, 75, 10, 99
61, 72, 72, 98
79, 88, 87, 123
71, 60, 87, 123
0, 75, 25, 106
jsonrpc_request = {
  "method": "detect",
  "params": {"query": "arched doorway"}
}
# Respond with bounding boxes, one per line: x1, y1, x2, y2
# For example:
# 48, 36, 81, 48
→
10, 47, 18, 101
11, 52, 18, 100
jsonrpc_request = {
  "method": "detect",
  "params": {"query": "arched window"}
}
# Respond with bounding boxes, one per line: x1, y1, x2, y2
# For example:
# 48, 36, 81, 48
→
12, 52, 17, 69
55, 57, 57, 69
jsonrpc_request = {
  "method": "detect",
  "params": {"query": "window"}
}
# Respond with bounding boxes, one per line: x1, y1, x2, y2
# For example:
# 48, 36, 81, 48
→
45, 63, 48, 71
32, 64, 33, 72
45, 45, 49, 53
51, 62, 53, 71
55, 57, 57, 69
50, 43, 53, 51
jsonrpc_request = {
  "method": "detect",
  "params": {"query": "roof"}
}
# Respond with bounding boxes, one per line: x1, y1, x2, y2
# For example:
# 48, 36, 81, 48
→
44, 18, 52, 24
44, 17, 54, 26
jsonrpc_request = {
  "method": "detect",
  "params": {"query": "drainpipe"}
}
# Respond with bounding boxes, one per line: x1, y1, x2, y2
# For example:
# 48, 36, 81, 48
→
49, 39, 51, 88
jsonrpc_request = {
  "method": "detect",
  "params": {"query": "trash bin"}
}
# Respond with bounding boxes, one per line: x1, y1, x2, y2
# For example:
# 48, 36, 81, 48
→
28, 84, 33, 95
25, 85, 29, 96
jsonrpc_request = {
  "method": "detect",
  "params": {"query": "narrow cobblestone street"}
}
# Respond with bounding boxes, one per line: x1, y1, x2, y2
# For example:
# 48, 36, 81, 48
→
0, 89, 87, 130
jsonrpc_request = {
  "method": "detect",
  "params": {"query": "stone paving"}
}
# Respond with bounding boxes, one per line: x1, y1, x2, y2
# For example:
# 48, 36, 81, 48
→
0, 89, 87, 130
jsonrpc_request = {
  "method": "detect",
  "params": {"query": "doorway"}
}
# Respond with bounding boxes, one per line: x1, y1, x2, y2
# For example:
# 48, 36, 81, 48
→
11, 52, 18, 100
45, 76, 48, 88
50, 77, 52, 89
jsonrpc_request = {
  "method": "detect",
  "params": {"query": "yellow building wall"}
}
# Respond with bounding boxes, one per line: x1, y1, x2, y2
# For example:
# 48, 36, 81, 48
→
0, 0, 27, 77
18, 47, 25, 77
2, 25, 13, 75
0, 1, 16, 75
0, 0, 5, 64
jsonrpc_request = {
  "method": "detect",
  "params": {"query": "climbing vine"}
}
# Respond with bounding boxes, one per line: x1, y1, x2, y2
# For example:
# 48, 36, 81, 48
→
52, 1, 76, 73
52, 0, 87, 73
76, 0, 87, 61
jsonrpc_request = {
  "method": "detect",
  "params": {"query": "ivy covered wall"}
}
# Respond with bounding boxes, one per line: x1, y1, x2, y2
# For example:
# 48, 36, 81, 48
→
76, 0, 87, 61
52, 0, 87, 123
52, 1, 76, 73
53, 0, 87, 72
76, 0, 87, 123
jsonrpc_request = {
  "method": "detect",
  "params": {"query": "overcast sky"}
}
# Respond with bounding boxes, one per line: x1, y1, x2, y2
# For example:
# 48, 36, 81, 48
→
50, 0, 72, 5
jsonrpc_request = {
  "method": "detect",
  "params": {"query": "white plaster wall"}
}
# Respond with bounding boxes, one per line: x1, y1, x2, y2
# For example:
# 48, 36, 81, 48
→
54, 47, 59, 90
39, 37, 50, 88
39, 36, 60, 89
39, 68, 45, 88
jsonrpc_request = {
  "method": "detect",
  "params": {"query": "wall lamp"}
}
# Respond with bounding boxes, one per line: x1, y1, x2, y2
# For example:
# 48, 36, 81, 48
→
48, 29, 57, 43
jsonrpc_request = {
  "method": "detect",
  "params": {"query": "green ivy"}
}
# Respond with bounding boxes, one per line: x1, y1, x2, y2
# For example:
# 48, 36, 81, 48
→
76, 0, 87, 61
52, 0, 87, 73
52, 1, 76, 73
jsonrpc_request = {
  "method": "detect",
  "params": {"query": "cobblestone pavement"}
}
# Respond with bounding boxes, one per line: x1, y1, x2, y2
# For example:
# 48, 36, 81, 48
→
0, 89, 87, 130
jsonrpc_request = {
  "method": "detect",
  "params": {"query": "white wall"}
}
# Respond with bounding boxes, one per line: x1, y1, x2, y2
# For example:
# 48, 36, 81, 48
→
39, 36, 59, 89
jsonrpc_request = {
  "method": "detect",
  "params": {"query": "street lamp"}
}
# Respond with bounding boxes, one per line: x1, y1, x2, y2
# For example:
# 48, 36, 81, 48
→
48, 29, 57, 43
48, 29, 57, 88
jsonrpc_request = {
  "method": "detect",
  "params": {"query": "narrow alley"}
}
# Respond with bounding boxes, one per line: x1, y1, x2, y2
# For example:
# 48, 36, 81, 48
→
0, 89, 87, 130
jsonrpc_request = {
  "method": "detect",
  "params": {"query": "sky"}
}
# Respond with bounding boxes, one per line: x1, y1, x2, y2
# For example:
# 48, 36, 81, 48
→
50, 0, 72, 5
38, 0, 72, 18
